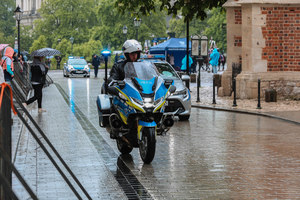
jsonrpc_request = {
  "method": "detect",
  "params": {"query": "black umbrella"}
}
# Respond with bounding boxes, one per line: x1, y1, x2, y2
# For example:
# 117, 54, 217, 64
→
31, 48, 61, 57
20, 51, 29, 55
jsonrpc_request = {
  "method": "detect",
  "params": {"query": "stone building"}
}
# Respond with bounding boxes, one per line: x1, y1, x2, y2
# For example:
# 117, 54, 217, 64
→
16, 0, 42, 27
221, 0, 300, 100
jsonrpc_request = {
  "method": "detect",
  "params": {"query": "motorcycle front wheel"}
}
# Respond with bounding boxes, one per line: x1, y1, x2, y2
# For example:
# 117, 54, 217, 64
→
139, 127, 156, 164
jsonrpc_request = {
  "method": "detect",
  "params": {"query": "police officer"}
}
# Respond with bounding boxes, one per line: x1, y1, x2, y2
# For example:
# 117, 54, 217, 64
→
108, 39, 142, 83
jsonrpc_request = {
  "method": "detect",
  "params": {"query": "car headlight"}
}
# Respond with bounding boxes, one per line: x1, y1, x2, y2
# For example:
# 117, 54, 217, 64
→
68, 65, 74, 70
173, 88, 188, 98
84, 65, 89, 70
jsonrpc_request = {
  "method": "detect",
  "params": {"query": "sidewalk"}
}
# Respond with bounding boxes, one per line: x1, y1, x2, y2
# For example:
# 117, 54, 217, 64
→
12, 84, 127, 200
188, 71, 300, 124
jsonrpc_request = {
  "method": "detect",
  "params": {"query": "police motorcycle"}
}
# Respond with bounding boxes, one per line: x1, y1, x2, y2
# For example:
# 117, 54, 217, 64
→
96, 61, 176, 163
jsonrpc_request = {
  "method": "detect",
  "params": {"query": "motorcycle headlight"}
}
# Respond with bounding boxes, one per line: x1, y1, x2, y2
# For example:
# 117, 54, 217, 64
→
131, 97, 143, 105
119, 93, 127, 101
154, 97, 164, 106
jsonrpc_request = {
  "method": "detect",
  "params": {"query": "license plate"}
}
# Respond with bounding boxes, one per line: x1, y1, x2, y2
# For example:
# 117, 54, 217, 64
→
76, 70, 83, 73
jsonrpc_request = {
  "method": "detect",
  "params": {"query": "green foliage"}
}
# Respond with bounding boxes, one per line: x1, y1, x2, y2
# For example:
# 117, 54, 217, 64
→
0, 0, 15, 37
73, 40, 103, 62
203, 8, 227, 51
29, 35, 47, 53
0, 31, 14, 46
19, 25, 34, 52
168, 7, 226, 52
115, 0, 227, 22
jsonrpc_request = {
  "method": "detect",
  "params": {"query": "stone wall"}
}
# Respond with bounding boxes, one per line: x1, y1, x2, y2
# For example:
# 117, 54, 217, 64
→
222, 0, 300, 100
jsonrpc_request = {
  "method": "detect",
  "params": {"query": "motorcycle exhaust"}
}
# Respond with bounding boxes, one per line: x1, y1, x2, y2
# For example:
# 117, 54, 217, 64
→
163, 117, 174, 127
109, 113, 122, 129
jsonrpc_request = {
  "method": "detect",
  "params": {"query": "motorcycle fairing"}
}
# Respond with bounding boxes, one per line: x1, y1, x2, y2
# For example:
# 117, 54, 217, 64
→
135, 77, 156, 94
137, 120, 157, 140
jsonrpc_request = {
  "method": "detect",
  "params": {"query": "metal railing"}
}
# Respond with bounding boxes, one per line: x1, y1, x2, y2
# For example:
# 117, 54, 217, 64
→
0, 61, 91, 199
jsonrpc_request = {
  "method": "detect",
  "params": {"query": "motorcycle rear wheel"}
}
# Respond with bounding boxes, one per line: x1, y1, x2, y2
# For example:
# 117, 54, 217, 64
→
139, 127, 156, 164
117, 137, 133, 154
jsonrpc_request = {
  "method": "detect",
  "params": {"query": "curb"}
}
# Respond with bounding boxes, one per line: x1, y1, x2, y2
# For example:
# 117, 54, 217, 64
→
192, 104, 300, 126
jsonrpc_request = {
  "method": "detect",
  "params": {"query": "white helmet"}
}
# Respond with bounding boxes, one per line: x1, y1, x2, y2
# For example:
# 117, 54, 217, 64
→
122, 39, 142, 54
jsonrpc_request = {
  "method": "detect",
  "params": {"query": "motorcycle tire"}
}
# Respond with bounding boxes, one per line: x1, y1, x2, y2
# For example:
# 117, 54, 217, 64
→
139, 127, 156, 164
117, 137, 133, 154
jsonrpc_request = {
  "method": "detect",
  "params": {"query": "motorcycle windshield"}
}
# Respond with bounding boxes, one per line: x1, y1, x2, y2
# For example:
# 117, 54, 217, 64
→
124, 62, 159, 80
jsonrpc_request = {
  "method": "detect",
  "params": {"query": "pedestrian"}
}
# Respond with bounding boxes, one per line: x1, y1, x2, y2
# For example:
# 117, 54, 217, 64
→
209, 48, 220, 74
23, 56, 48, 113
56, 56, 61, 69
46, 58, 51, 68
167, 54, 171, 63
114, 53, 119, 63
221, 53, 226, 71
190, 56, 197, 73
169, 54, 175, 69
92, 54, 100, 78
0, 46, 14, 82
181, 54, 193, 73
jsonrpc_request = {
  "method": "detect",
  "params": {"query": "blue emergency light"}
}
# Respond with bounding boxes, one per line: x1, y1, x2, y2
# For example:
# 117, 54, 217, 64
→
101, 50, 111, 56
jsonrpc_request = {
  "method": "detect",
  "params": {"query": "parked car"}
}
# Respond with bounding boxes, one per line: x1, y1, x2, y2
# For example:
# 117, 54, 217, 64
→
140, 58, 191, 120
63, 57, 90, 77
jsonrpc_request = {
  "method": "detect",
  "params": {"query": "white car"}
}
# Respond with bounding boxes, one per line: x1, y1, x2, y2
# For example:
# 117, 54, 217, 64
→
140, 59, 191, 120
63, 57, 90, 77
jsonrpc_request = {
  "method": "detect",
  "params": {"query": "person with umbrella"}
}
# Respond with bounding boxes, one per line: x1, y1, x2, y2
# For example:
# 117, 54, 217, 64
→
23, 48, 60, 113
23, 56, 48, 113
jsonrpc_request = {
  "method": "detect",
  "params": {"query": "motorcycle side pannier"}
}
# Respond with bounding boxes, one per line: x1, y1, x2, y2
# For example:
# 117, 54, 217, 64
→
96, 94, 111, 127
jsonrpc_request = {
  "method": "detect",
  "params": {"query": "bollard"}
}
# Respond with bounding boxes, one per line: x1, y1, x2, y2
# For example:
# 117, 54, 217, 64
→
196, 66, 201, 102
232, 78, 237, 107
212, 75, 216, 104
257, 79, 262, 109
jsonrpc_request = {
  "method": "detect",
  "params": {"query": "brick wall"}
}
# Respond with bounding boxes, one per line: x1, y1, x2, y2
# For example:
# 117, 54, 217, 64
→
234, 9, 242, 24
261, 7, 300, 72
234, 36, 242, 47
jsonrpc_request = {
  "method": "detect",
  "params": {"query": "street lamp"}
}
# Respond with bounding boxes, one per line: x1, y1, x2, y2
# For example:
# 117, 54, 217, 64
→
122, 25, 128, 42
70, 36, 74, 56
14, 5, 23, 58
133, 18, 141, 41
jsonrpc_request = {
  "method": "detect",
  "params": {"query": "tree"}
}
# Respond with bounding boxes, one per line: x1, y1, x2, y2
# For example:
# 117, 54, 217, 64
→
0, 0, 15, 37
203, 8, 226, 51
29, 35, 47, 53
168, 8, 227, 51
34, 0, 97, 47
115, 0, 227, 22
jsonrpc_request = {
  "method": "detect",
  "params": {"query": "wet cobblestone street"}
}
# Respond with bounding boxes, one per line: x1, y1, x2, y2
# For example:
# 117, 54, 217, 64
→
11, 70, 300, 199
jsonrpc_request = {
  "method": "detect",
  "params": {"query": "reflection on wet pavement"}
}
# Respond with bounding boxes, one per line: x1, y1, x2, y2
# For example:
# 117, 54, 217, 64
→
12, 70, 300, 199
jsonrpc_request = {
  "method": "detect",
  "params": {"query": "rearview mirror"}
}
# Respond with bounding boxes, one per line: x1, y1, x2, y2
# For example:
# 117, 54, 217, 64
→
107, 86, 119, 96
169, 85, 176, 94
164, 79, 173, 87
181, 75, 190, 81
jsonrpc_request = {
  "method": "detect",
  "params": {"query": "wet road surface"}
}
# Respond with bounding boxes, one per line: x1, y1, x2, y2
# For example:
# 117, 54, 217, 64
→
12, 70, 300, 199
